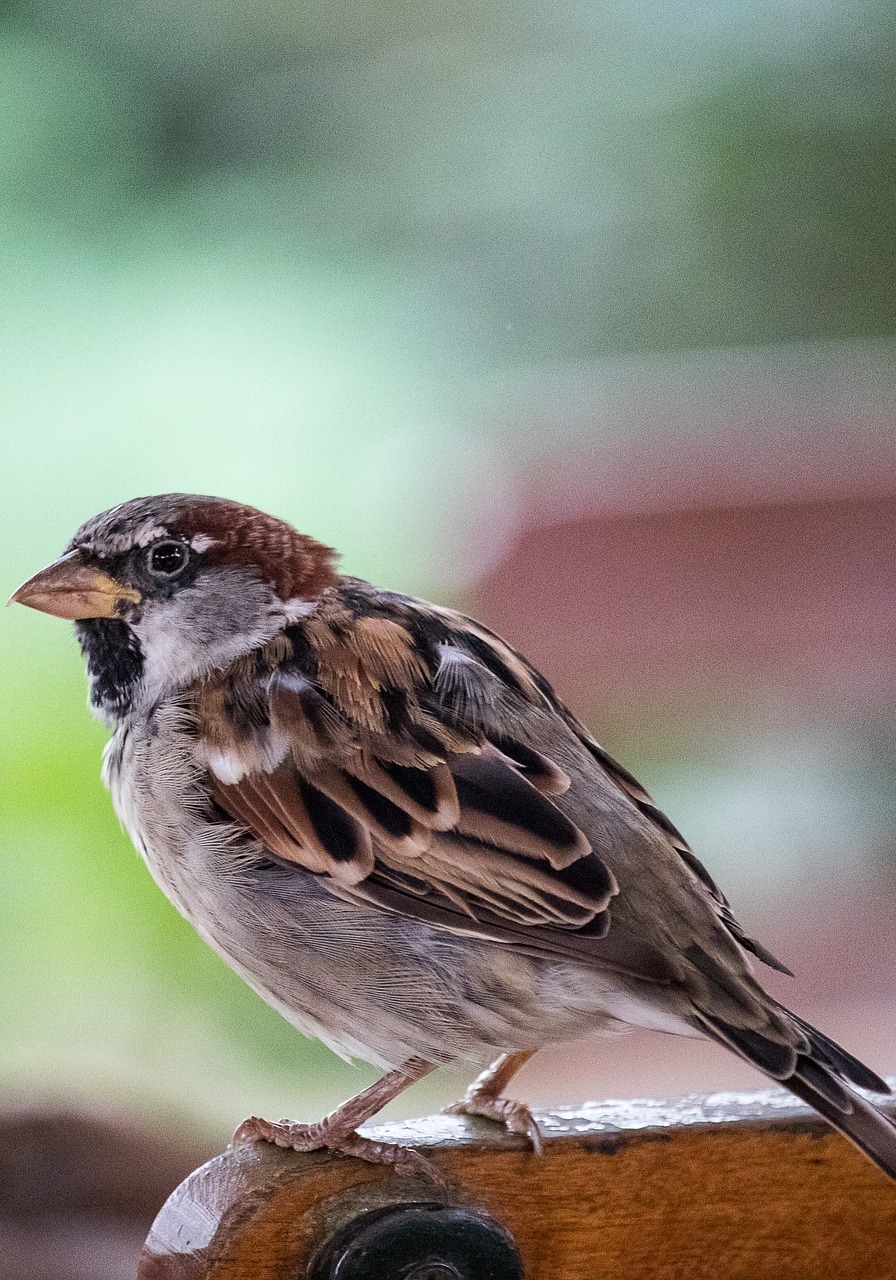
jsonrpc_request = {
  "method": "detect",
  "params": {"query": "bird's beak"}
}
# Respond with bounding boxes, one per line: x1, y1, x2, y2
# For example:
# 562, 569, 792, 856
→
8, 552, 142, 620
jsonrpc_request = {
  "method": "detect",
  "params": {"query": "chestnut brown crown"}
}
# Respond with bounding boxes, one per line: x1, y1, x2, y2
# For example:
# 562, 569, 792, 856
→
69, 493, 340, 603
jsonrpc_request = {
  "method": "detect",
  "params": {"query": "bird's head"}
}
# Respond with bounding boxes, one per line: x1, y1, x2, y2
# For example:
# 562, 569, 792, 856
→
11, 494, 338, 719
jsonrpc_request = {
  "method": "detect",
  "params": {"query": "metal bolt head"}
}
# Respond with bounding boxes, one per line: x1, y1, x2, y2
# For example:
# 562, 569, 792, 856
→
308, 1202, 523, 1280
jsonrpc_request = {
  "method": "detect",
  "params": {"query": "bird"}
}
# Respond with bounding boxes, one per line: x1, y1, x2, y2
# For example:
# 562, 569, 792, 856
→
10, 492, 896, 1180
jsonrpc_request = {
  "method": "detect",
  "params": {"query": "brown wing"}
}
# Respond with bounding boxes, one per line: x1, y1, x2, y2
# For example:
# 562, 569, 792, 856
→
198, 591, 621, 954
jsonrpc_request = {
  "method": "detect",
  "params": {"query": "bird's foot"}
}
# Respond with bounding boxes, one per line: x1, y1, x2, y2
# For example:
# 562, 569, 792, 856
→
443, 1093, 544, 1155
232, 1115, 440, 1180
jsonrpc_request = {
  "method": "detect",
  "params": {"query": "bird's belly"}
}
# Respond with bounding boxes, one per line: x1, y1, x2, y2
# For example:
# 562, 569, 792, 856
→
161, 827, 636, 1069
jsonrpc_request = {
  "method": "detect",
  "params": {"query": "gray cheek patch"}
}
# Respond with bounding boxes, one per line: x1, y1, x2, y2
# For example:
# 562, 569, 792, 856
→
131, 566, 283, 703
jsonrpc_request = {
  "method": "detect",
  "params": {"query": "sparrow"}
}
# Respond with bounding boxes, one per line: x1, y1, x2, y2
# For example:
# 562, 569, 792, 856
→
11, 493, 896, 1180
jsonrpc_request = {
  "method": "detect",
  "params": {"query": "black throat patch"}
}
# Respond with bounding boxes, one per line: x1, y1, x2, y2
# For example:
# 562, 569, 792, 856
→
75, 618, 145, 719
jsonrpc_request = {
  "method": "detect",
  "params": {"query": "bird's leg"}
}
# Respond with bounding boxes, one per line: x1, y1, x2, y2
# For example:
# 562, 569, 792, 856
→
233, 1057, 438, 1177
443, 1050, 543, 1154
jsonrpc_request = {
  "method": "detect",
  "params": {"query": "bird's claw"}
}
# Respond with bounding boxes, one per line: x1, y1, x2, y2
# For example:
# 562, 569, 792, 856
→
443, 1094, 544, 1155
232, 1115, 444, 1183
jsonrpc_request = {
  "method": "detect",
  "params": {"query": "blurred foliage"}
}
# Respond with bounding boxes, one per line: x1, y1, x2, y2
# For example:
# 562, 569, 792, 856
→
4, 1, 894, 360
1, 0, 894, 1128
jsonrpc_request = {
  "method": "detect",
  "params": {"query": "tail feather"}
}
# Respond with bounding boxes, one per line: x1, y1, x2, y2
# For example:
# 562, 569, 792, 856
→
695, 1009, 896, 1181
789, 1013, 892, 1095
785, 1061, 896, 1181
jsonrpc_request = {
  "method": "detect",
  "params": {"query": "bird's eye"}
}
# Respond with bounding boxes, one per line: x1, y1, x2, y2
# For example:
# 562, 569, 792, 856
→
148, 541, 189, 577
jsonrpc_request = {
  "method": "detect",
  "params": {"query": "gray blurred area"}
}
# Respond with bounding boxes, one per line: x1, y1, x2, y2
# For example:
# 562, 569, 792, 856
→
0, 1106, 210, 1280
1, 2, 894, 1275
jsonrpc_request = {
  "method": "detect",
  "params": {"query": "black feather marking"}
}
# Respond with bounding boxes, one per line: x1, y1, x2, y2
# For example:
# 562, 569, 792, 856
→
396, 609, 454, 663
75, 618, 145, 717
449, 751, 586, 857
283, 623, 320, 677
410, 724, 453, 757
269, 668, 343, 738
378, 761, 439, 814
548, 851, 618, 916
333, 580, 381, 618
224, 666, 270, 730
699, 1013, 797, 1078
380, 687, 411, 734
347, 775, 414, 838
297, 778, 364, 863
493, 737, 570, 795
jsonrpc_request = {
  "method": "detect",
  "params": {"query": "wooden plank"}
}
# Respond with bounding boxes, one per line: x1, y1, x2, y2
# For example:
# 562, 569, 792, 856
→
140, 1085, 896, 1280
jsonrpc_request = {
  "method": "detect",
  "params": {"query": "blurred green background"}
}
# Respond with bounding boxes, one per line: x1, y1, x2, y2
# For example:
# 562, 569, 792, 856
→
2, 0, 895, 1155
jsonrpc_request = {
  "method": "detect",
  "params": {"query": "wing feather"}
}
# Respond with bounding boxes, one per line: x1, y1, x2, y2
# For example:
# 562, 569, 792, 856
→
197, 600, 618, 944
210, 762, 374, 885
450, 748, 592, 870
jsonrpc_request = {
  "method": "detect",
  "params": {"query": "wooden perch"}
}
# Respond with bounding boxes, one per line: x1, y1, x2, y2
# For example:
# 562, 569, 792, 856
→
140, 1084, 896, 1280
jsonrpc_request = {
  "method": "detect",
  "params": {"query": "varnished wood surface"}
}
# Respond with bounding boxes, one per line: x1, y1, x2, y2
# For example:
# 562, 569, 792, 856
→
140, 1084, 896, 1280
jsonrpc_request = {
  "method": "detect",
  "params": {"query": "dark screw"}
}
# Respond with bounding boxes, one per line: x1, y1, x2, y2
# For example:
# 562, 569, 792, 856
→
307, 1202, 524, 1280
